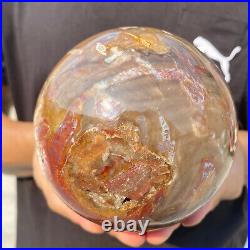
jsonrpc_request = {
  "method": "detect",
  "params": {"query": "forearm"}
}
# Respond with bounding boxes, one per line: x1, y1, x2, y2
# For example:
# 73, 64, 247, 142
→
2, 113, 34, 176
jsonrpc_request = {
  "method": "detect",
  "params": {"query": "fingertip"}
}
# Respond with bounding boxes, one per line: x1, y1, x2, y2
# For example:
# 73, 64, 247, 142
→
79, 218, 104, 234
80, 225, 103, 234
182, 214, 203, 227
109, 231, 146, 247
146, 224, 179, 245
182, 203, 213, 227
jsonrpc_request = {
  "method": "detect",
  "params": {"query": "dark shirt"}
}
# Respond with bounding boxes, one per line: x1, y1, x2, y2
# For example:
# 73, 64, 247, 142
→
3, 2, 248, 247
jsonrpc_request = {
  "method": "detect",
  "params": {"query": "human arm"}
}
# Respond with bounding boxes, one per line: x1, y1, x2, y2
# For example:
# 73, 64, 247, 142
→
2, 113, 34, 176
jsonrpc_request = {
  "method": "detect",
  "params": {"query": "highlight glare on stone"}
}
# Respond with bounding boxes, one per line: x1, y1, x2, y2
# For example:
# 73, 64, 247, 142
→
34, 27, 237, 228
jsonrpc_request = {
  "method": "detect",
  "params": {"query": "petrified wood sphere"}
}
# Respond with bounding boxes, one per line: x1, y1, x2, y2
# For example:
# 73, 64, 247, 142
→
34, 27, 237, 228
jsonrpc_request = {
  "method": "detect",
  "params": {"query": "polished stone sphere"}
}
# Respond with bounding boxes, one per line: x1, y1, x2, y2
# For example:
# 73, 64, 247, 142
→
34, 27, 237, 229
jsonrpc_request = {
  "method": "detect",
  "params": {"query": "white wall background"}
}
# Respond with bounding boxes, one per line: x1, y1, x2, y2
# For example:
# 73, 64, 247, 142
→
2, 174, 17, 248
